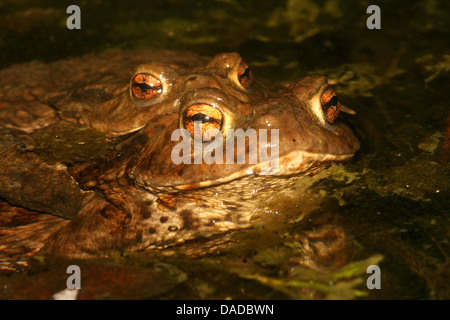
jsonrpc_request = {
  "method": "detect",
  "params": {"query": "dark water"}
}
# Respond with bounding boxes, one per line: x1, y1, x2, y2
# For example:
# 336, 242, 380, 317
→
0, 0, 449, 300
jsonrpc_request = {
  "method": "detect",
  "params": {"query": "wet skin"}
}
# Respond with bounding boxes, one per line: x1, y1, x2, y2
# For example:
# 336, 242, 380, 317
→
0, 48, 359, 269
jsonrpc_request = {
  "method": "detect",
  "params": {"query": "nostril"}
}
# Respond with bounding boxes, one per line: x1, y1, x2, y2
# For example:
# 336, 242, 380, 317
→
187, 76, 197, 81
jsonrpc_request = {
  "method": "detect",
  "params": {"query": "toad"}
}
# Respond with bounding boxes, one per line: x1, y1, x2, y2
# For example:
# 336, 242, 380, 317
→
0, 48, 359, 270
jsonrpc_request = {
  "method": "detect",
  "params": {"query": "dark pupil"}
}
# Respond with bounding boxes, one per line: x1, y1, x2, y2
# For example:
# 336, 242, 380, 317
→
239, 67, 251, 80
189, 113, 214, 123
134, 82, 160, 93
330, 96, 338, 106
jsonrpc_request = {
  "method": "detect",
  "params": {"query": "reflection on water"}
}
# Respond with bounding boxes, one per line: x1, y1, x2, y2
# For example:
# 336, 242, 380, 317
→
0, 0, 449, 299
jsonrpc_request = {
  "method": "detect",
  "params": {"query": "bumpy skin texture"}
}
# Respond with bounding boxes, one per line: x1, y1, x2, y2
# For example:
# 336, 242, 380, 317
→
0, 48, 359, 270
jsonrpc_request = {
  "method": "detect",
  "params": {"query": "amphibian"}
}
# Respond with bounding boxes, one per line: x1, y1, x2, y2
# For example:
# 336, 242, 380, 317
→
0, 48, 359, 270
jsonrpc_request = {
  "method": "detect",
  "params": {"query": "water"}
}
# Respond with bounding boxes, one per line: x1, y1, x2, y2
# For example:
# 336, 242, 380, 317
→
0, 0, 448, 299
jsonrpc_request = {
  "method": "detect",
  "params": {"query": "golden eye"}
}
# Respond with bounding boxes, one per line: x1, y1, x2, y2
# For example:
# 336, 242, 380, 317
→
183, 104, 223, 140
320, 87, 341, 124
237, 60, 253, 88
131, 73, 162, 100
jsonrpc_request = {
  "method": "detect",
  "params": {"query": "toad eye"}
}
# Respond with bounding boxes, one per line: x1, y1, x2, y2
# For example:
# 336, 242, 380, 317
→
183, 104, 223, 140
237, 60, 253, 89
131, 73, 162, 100
320, 87, 341, 124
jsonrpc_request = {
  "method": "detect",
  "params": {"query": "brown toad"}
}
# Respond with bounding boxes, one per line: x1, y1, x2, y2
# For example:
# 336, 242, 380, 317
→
0, 48, 359, 270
